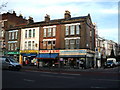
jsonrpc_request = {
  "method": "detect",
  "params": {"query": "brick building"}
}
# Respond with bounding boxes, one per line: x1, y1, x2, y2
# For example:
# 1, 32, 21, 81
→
6, 11, 96, 68
0, 11, 27, 56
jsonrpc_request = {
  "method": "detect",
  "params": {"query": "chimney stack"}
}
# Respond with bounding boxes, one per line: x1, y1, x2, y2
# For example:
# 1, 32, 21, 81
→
13, 11, 16, 16
28, 16, 34, 24
64, 10, 71, 19
45, 14, 50, 22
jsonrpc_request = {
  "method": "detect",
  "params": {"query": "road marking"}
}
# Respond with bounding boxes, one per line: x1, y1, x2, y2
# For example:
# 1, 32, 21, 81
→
23, 79, 35, 82
92, 79, 120, 82
91, 86, 106, 88
40, 74, 75, 79
60, 73, 81, 76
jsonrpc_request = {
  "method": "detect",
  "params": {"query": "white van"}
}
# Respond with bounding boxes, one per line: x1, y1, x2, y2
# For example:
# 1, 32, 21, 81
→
0, 56, 22, 71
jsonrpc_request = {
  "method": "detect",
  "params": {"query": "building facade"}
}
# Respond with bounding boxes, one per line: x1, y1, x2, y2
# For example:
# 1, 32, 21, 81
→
5, 11, 96, 68
0, 11, 27, 56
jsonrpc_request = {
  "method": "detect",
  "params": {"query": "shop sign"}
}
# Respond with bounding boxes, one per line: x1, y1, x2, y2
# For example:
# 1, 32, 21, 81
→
39, 50, 59, 53
20, 50, 38, 53
60, 49, 87, 56
7, 52, 20, 54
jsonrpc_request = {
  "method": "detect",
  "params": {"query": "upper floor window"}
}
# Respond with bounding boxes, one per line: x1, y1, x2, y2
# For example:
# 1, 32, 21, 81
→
65, 40, 69, 49
25, 41, 27, 50
70, 25, 75, 35
52, 28, 56, 36
70, 39, 75, 49
12, 32, 14, 39
76, 39, 80, 49
29, 29, 32, 38
44, 29, 47, 37
76, 25, 80, 35
28, 41, 31, 50
15, 32, 18, 39
33, 29, 35, 37
32, 41, 35, 50
65, 26, 69, 35
9, 32, 11, 40
25, 30, 27, 38
48, 28, 51, 37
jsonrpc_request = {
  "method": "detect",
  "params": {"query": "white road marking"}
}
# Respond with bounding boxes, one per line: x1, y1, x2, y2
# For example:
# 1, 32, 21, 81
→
91, 86, 106, 88
40, 74, 75, 79
23, 79, 35, 82
92, 79, 120, 82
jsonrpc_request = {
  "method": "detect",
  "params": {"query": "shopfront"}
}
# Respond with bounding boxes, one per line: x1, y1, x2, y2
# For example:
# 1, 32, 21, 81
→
20, 50, 38, 65
59, 49, 95, 68
7, 51, 20, 62
36, 50, 59, 67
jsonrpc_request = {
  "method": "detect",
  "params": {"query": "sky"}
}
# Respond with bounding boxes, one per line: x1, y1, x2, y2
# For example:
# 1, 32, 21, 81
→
0, 0, 119, 43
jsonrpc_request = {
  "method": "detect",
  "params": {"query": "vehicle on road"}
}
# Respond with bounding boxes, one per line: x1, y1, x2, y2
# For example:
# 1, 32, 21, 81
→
0, 56, 22, 71
104, 58, 117, 68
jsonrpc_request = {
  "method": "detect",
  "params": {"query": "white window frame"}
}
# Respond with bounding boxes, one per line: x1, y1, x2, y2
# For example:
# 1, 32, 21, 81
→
9, 32, 11, 40
52, 28, 56, 36
65, 26, 69, 35
12, 32, 14, 40
70, 39, 75, 49
44, 28, 47, 37
76, 25, 80, 35
48, 28, 51, 37
70, 25, 75, 35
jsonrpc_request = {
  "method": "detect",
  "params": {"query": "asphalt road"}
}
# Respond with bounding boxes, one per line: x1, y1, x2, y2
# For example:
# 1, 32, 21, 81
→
2, 68, 120, 89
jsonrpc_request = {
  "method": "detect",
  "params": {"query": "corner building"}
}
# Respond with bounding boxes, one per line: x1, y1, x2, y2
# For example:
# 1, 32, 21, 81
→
37, 11, 96, 68
6, 11, 96, 68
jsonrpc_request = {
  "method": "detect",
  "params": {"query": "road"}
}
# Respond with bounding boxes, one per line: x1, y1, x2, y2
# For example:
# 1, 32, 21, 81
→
2, 68, 120, 89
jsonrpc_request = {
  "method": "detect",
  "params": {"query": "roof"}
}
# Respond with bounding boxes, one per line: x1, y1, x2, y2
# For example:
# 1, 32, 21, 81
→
9, 15, 88, 29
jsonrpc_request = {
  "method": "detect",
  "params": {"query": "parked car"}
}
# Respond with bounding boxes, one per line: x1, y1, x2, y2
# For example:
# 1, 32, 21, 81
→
0, 56, 22, 71
104, 60, 117, 68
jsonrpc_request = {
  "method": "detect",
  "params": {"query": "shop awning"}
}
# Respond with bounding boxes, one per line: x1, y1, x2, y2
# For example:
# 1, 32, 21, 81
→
21, 53, 37, 56
36, 53, 59, 59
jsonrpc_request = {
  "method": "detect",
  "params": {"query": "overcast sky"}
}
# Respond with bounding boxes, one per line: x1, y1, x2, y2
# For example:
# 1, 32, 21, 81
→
0, 0, 119, 43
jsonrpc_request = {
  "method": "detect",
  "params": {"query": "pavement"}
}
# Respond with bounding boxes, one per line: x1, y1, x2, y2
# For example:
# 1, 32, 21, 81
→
20, 65, 120, 74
